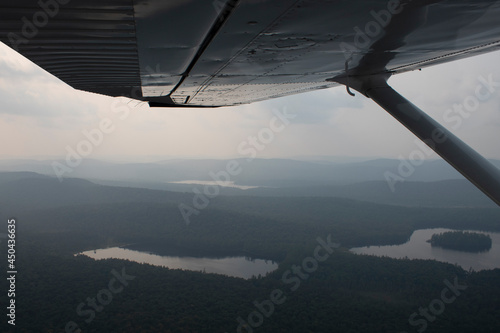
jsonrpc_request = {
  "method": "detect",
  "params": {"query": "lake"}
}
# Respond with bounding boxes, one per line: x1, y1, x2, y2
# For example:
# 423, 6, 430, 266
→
78, 247, 278, 279
350, 228, 500, 271
168, 180, 258, 190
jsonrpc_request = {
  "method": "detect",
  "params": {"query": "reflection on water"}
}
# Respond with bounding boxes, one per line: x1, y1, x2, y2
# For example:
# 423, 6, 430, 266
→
168, 180, 258, 190
351, 228, 500, 271
78, 247, 278, 279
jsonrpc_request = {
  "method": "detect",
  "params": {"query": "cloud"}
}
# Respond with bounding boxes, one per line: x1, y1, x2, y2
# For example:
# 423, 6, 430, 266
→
257, 87, 365, 125
0, 39, 499, 160
388, 50, 500, 158
0, 43, 117, 128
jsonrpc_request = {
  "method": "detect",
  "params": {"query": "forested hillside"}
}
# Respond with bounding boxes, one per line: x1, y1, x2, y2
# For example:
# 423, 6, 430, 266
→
1, 172, 500, 332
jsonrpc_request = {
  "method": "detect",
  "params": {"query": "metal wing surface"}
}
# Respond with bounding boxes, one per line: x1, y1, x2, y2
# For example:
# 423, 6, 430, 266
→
1, 0, 499, 107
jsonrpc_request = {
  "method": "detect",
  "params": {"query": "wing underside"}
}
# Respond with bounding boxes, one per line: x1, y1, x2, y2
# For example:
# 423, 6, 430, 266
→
1, 0, 500, 107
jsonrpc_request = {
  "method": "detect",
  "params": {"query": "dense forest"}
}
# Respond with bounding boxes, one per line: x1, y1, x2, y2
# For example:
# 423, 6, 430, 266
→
428, 231, 493, 252
1, 173, 500, 332
2, 235, 500, 333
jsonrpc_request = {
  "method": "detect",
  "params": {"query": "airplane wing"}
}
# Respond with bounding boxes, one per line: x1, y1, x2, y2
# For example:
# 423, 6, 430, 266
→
1, 0, 500, 204
1, 0, 499, 107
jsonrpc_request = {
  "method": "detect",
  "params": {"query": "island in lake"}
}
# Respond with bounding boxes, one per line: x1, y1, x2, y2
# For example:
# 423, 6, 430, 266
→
428, 231, 492, 252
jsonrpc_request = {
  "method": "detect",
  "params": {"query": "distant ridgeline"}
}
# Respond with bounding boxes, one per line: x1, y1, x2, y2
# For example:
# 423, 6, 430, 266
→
428, 231, 492, 252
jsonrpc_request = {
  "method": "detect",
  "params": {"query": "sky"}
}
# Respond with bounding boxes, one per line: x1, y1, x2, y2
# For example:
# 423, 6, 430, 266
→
0, 41, 499, 162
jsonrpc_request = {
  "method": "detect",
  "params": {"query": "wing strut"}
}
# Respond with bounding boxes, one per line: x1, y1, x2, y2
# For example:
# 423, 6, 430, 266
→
338, 74, 500, 206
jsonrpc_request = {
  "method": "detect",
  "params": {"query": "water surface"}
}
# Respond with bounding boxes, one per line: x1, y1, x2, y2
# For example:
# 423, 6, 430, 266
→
351, 228, 500, 271
168, 180, 258, 190
79, 247, 278, 279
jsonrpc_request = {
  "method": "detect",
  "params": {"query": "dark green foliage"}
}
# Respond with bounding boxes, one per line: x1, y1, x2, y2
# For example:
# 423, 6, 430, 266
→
1, 173, 500, 332
429, 231, 492, 252
2, 240, 500, 333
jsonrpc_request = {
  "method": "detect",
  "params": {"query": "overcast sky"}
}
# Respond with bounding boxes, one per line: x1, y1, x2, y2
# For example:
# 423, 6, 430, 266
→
0, 41, 499, 162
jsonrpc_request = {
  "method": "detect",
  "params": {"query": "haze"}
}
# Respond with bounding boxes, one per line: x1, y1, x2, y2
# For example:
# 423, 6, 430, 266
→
1, 41, 499, 163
